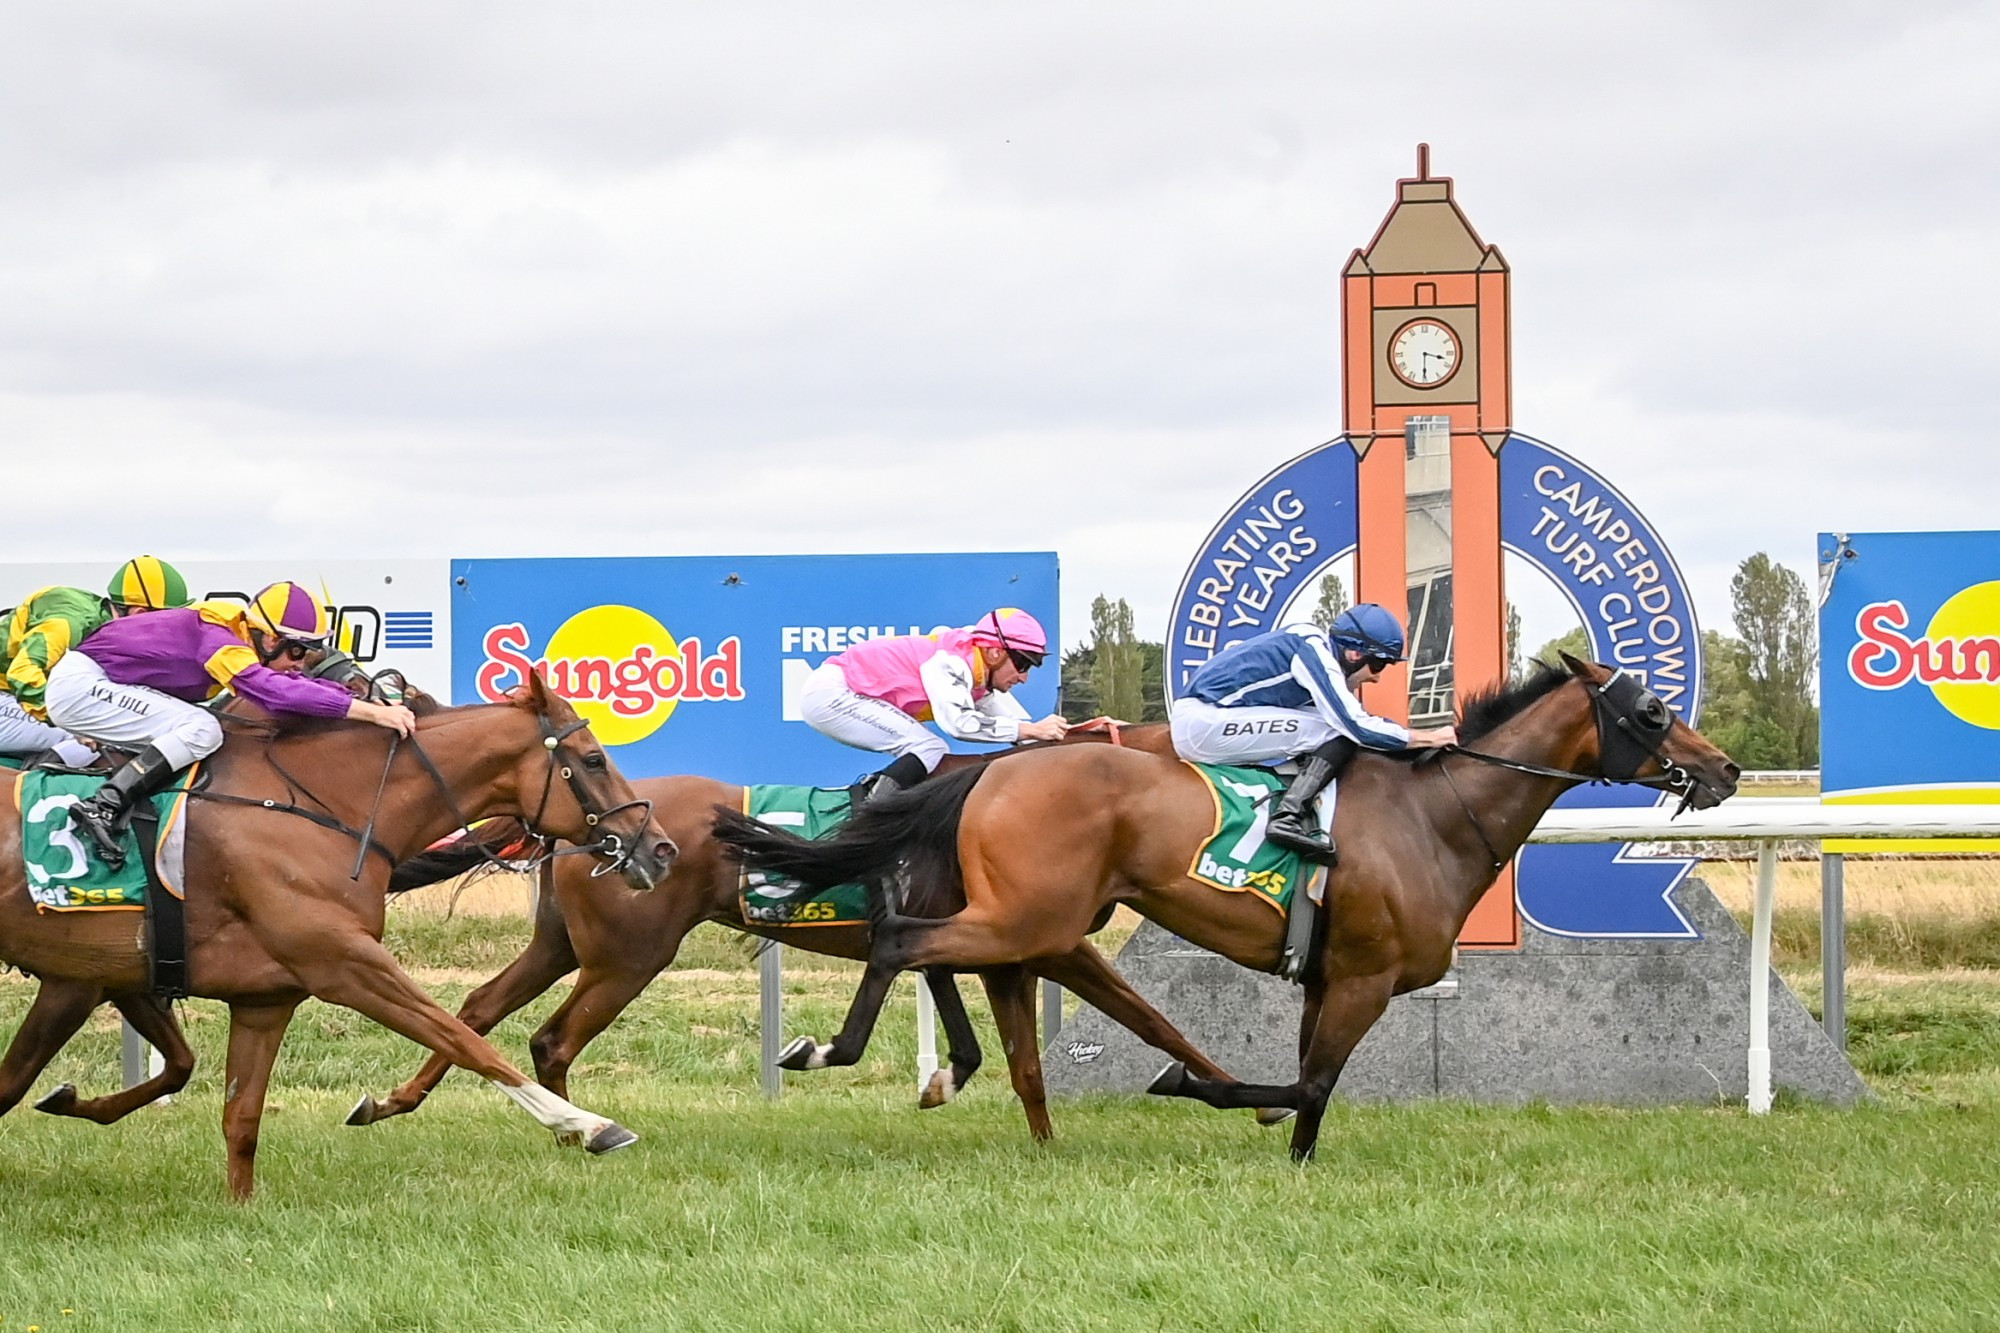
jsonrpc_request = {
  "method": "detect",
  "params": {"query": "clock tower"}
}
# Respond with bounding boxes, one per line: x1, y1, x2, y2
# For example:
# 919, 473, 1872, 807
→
1344, 145, 1516, 944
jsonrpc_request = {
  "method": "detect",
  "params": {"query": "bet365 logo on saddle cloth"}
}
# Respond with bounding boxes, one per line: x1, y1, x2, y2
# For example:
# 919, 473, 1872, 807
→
737, 785, 869, 927
1183, 762, 1318, 915
13, 769, 193, 912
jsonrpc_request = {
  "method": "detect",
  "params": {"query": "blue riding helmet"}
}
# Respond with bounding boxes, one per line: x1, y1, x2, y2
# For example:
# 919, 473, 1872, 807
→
1327, 603, 1409, 663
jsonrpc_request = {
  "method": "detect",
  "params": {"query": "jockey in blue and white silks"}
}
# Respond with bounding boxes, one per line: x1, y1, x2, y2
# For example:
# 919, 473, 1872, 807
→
1170, 603, 1455, 863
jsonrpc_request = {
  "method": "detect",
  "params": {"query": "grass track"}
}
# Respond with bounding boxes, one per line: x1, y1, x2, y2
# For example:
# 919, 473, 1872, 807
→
4, 922, 2000, 1330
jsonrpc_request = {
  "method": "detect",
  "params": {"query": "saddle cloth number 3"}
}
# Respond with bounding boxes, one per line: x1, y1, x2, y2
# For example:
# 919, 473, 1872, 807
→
26, 793, 91, 887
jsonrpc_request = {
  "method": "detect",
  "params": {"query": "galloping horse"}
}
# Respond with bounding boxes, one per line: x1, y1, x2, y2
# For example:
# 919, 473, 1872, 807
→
0, 673, 676, 1198
347, 723, 1274, 1142
0, 646, 386, 1130
714, 658, 1741, 1160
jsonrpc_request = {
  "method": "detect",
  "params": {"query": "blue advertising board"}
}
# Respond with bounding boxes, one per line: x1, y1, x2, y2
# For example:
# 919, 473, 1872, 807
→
451, 553, 1059, 785
1818, 531, 2000, 836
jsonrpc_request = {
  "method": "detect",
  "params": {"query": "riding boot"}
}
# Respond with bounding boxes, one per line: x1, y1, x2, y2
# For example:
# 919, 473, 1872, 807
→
65, 746, 178, 871
849, 752, 930, 809
1264, 737, 1359, 865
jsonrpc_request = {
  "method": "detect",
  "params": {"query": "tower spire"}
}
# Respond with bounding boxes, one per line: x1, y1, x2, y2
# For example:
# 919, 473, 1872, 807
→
1417, 143, 1430, 181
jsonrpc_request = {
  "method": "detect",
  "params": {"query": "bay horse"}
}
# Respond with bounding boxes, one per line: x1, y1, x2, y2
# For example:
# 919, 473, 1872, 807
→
0, 672, 677, 1198
713, 657, 1741, 1160
346, 722, 1277, 1141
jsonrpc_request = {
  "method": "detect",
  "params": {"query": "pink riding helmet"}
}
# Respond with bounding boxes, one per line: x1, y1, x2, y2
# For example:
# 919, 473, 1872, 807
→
970, 608, 1049, 666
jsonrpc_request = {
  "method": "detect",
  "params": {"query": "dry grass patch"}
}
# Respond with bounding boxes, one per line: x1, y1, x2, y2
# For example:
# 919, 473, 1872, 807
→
1702, 857, 2000, 918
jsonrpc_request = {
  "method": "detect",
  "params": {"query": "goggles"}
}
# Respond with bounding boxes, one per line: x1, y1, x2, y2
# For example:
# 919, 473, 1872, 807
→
1007, 648, 1045, 672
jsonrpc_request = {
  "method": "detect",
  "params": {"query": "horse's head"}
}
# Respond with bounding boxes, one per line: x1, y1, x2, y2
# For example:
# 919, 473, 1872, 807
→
502, 671, 678, 890
1559, 654, 1740, 810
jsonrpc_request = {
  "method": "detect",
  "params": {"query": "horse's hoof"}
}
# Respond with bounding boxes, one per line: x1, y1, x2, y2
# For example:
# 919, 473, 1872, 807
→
33, 1083, 78, 1115
1255, 1107, 1296, 1126
585, 1121, 638, 1155
345, 1094, 379, 1126
918, 1069, 957, 1110
775, 1036, 821, 1071
1146, 1062, 1187, 1097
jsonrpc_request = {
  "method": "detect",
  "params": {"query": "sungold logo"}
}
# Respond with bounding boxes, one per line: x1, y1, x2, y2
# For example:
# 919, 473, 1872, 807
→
1847, 581, 2000, 730
475, 604, 744, 745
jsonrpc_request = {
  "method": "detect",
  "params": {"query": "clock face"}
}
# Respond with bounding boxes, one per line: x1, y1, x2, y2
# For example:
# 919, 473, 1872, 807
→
1389, 318, 1461, 388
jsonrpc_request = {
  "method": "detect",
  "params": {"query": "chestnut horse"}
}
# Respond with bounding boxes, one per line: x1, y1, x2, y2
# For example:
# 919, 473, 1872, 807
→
347, 723, 1274, 1141
714, 658, 1741, 1160
0, 673, 677, 1198
0, 645, 386, 1131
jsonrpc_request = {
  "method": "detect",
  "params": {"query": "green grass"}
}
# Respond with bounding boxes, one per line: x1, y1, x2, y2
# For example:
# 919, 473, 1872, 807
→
4, 924, 2000, 1331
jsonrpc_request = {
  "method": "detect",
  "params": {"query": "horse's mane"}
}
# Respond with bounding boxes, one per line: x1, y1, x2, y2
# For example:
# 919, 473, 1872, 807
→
1455, 660, 1572, 744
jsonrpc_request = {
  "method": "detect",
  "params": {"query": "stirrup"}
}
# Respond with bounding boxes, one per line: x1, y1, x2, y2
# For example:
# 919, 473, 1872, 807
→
1266, 815, 1337, 866
68, 803, 129, 869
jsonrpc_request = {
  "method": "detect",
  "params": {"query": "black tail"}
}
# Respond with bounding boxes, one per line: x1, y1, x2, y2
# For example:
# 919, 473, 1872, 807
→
388, 817, 535, 894
710, 765, 983, 905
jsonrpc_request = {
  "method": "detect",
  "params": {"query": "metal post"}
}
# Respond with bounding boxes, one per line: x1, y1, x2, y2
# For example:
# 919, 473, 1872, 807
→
1041, 978, 1064, 1046
916, 973, 938, 1092
759, 942, 783, 1099
1747, 839, 1777, 1114
120, 1020, 163, 1090
1821, 851, 1846, 1051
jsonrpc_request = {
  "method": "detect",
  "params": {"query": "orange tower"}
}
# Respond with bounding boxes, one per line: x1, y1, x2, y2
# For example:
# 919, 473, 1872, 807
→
1342, 145, 1517, 946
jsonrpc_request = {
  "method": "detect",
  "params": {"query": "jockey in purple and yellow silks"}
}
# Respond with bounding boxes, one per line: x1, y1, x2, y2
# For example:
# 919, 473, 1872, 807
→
45, 580, 418, 868
0, 556, 191, 766
798, 608, 1069, 803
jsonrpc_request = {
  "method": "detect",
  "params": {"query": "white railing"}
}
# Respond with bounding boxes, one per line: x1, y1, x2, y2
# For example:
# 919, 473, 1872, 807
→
1526, 801, 2000, 1114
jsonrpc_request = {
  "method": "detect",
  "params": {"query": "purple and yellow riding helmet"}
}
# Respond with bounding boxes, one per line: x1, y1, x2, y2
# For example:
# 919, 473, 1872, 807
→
244, 581, 333, 647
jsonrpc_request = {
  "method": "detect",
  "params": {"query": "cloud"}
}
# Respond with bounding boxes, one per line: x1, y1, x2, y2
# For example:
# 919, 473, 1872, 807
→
0, 0, 1994, 659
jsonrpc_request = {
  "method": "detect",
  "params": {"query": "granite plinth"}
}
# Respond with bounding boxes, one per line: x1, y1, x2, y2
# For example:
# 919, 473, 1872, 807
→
1042, 876, 1867, 1106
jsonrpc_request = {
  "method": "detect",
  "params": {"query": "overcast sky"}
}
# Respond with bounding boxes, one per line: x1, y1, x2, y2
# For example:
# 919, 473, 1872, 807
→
2, 1, 1993, 657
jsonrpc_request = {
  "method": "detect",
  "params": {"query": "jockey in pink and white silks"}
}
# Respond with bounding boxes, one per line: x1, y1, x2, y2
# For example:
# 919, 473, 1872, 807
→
1170, 603, 1455, 864
799, 608, 1069, 802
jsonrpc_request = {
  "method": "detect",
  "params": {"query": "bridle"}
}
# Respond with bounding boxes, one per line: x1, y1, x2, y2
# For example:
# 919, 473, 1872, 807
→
1425, 667, 1722, 871
394, 712, 656, 881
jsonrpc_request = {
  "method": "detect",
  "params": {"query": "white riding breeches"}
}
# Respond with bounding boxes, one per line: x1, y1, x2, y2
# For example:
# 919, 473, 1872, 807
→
1169, 696, 1336, 766
43, 651, 224, 771
0, 691, 96, 766
798, 661, 948, 772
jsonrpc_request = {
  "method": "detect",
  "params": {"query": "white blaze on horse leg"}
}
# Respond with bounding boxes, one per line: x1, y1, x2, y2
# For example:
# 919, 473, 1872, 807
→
492, 1080, 609, 1139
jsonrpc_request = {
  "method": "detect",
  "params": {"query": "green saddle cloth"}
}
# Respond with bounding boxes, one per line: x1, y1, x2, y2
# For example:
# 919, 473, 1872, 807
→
738, 784, 869, 927
1182, 762, 1324, 917
14, 769, 189, 912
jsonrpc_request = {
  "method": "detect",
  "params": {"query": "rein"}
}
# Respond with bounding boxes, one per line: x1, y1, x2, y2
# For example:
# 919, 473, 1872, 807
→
192, 705, 654, 882
1418, 668, 1720, 869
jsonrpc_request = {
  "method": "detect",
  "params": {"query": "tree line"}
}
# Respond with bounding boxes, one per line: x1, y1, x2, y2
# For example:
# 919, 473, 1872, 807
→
1059, 553, 1819, 770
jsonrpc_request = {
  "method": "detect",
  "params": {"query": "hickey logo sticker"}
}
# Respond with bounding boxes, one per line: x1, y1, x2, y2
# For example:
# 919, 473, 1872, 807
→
1847, 582, 2000, 730
475, 604, 745, 745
